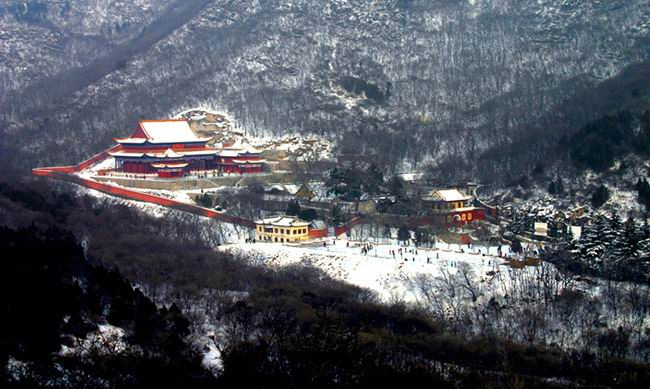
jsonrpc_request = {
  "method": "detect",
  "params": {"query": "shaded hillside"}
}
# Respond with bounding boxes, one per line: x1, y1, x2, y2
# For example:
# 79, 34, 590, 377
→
3, 178, 650, 387
0, 223, 215, 387
470, 59, 650, 182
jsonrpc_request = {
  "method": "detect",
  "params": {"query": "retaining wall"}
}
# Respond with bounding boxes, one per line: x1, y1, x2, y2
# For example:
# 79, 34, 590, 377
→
33, 168, 256, 228
95, 176, 238, 190
32, 146, 256, 229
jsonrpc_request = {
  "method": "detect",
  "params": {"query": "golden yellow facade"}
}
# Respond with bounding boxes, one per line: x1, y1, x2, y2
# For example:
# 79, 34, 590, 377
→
256, 223, 310, 243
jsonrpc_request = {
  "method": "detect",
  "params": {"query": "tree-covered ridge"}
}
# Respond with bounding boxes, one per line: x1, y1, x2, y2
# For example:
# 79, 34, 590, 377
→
568, 110, 650, 172
0, 224, 214, 387
1, 0, 648, 180
325, 163, 387, 201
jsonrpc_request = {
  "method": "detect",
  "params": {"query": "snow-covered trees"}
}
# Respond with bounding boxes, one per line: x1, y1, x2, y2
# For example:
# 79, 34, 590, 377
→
565, 215, 650, 282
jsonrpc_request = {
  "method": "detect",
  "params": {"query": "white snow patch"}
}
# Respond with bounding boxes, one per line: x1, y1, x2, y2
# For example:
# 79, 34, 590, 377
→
219, 239, 511, 303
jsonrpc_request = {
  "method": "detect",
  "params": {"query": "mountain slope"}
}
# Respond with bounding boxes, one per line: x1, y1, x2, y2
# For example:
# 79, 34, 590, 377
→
2, 0, 648, 173
0, 0, 171, 95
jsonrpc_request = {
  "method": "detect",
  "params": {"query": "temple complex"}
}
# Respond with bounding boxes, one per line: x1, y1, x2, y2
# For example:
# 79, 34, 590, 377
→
108, 120, 265, 178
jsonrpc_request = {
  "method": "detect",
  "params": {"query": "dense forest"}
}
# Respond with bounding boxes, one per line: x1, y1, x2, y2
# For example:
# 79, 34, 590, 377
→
1, 0, 649, 183
1, 224, 214, 386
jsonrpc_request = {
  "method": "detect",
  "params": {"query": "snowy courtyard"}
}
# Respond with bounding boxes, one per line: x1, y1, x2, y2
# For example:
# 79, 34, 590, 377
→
219, 238, 512, 303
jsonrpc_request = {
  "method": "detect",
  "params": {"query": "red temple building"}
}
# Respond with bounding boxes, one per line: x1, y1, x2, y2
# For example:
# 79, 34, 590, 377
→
422, 188, 485, 225
215, 144, 266, 174
108, 120, 265, 178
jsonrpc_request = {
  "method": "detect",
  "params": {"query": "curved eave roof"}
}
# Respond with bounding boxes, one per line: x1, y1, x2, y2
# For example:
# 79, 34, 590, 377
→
109, 151, 145, 158
145, 137, 212, 144
146, 148, 185, 158
232, 159, 266, 164
430, 189, 472, 202
182, 150, 218, 156
151, 162, 189, 169
218, 150, 240, 157
115, 138, 147, 144
115, 138, 210, 145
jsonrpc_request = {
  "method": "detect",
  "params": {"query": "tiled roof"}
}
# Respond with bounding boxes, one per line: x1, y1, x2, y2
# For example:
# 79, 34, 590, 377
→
140, 120, 211, 144
255, 215, 310, 227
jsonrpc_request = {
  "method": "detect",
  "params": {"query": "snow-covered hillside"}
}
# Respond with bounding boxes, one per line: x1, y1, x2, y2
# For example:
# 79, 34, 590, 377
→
220, 239, 510, 303
2, 0, 648, 171
0, 0, 168, 94
487, 154, 650, 218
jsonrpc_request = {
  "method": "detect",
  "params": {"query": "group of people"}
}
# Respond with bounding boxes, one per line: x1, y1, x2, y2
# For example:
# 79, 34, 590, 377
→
323, 240, 338, 247
317, 240, 503, 269
387, 245, 496, 267
389, 247, 419, 258
360, 243, 374, 255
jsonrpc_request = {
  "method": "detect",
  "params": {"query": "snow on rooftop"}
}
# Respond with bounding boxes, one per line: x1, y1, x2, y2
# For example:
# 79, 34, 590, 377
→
309, 220, 327, 230
140, 120, 210, 144
256, 215, 310, 226
115, 138, 147, 144
181, 149, 218, 156
109, 151, 145, 158
232, 159, 266, 164
240, 146, 261, 154
283, 184, 301, 194
224, 139, 244, 150
218, 150, 240, 157
432, 189, 472, 202
399, 172, 427, 181
151, 148, 185, 158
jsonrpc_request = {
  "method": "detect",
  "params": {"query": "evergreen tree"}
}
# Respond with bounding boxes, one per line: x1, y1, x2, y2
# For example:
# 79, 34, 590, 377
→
578, 215, 608, 271
591, 184, 610, 208
621, 218, 640, 259
331, 205, 343, 226
363, 164, 384, 196
298, 208, 318, 221
388, 175, 405, 199
326, 167, 362, 200
547, 180, 557, 194
383, 224, 392, 240
607, 214, 627, 273
198, 193, 213, 208
397, 225, 410, 243
636, 178, 650, 210
415, 229, 430, 247
634, 110, 650, 156
286, 200, 300, 216
608, 214, 622, 242
639, 217, 650, 258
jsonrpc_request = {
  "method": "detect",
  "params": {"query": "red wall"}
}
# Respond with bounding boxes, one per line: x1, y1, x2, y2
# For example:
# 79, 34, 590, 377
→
308, 229, 328, 239
32, 147, 255, 229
